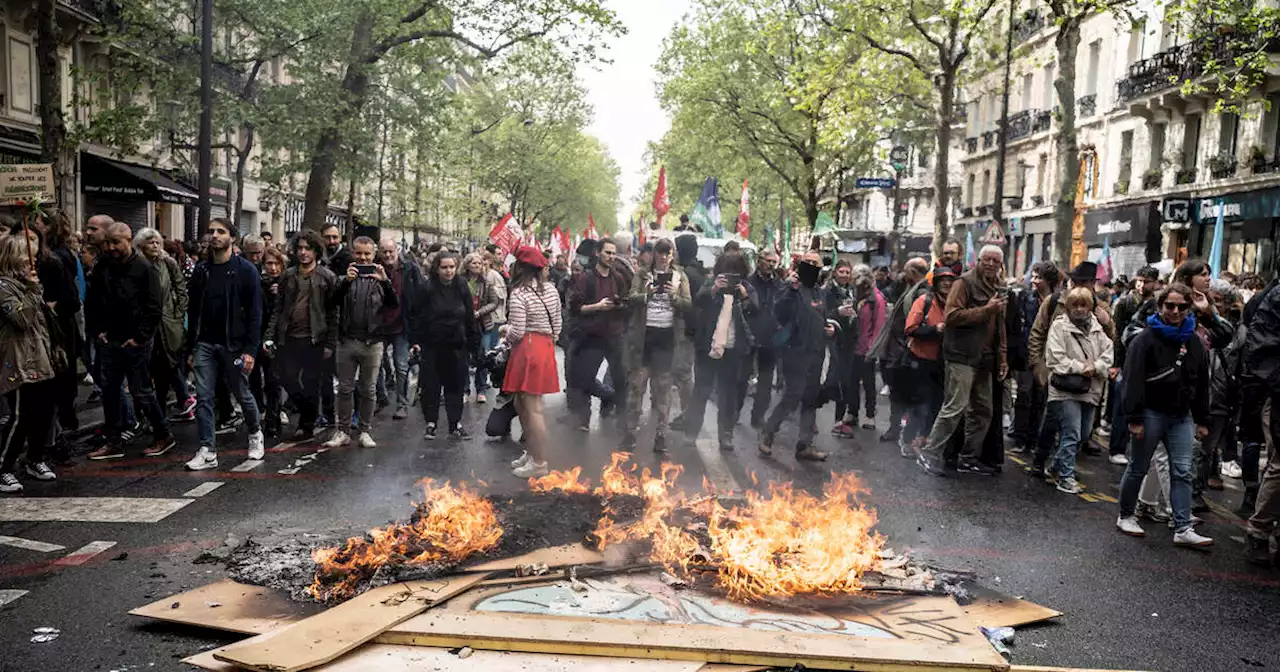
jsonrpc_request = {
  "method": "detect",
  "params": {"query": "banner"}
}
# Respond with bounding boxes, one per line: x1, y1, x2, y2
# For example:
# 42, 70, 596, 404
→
0, 164, 54, 205
488, 213, 523, 256
736, 179, 750, 239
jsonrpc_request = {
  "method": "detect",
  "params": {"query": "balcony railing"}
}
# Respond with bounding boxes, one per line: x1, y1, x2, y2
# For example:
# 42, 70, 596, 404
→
1175, 167, 1198, 185
58, 0, 102, 18
1077, 93, 1097, 118
1031, 195, 1044, 207
976, 205, 990, 216
966, 137, 979, 153
1210, 154, 1237, 179
1142, 171, 1163, 190
1032, 110, 1052, 133
1252, 157, 1280, 174
1115, 32, 1247, 104
1008, 197, 1024, 210
961, 207, 974, 217
1006, 109, 1032, 141
982, 131, 996, 149
953, 104, 968, 125
1013, 9, 1044, 45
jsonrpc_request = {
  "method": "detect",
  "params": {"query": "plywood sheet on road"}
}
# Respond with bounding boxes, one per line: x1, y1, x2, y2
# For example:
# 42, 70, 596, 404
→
213, 572, 490, 672
187, 643, 709, 671
0, 496, 192, 523
130, 579, 317, 635
464, 543, 605, 572
961, 585, 1062, 629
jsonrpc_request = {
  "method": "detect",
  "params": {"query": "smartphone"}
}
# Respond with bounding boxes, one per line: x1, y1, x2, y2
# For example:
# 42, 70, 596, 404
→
354, 263, 378, 277
655, 271, 673, 290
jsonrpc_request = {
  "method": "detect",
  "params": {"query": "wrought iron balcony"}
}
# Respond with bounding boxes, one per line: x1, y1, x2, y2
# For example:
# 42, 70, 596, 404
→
1008, 197, 1024, 210
976, 205, 990, 216
1031, 195, 1044, 207
1032, 110, 1052, 133
982, 131, 996, 149
1252, 157, 1280, 174
1142, 171, 1163, 190
1077, 93, 1097, 118
1209, 154, 1237, 179
1116, 33, 1243, 103
1013, 9, 1044, 45
961, 207, 974, 217
1175, 167, 1198, 185
966, 137, 979, 153
1006, 110, 1032, 141
58, 0, 103, 18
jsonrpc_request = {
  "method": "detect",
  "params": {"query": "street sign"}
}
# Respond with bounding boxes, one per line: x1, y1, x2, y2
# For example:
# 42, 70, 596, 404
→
980, 220, 1007, 246
0, 163, 54, 205
855, 177, 896, 189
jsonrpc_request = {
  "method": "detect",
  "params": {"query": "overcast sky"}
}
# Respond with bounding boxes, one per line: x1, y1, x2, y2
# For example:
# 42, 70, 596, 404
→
578, 0, 690, 226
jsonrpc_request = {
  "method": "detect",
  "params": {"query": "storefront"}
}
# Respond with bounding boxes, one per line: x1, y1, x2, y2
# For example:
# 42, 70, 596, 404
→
1191, 187, 1280, 277
81, 153, 196, 235
1004, 216, 1054, 278
1083, 201, 1162, 279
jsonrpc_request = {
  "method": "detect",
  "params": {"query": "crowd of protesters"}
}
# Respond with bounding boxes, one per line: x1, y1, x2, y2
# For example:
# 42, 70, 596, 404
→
0, 212, 1276, 567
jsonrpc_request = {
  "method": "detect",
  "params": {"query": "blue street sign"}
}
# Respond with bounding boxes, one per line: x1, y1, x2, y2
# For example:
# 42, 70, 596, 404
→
855, 177, 896, 189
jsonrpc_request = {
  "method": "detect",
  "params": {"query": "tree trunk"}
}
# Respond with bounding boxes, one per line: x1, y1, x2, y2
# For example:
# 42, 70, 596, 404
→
933, 67, 956, 259
301, 13, 375, 232
1052, 19, 1081, 268
35, 0, 69, 205
233, 124, 255, 232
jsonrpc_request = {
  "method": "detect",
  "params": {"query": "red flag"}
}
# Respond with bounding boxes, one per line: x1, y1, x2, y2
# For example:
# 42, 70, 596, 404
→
586, 213, 599, 240
653, 166, 670, 225
736, 178, 750, 239
488, 213, 522, 256
551, 226, 570, 254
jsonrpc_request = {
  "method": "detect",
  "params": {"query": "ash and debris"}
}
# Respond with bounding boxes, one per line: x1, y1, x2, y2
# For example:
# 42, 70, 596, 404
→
224, 538, 328, 602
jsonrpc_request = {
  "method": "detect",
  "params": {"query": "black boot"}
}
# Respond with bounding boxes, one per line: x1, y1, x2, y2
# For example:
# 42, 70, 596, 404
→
1245, 535, 1272, 567
1236, 488, 1258, 519
879, 426, 900, 443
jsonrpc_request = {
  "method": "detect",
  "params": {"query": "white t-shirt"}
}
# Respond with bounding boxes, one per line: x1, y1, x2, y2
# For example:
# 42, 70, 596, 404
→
645, 272, 681, 328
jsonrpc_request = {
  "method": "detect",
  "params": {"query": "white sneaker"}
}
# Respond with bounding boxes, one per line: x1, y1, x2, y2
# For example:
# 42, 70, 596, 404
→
0, 472, 22, 493
1221, 460, 1242, 479
357, 432, 376, 449
25, 462, 56, 481
511, 451, 532, 468
323, 431, 350, 449
1109, 453, 1129, 465
1173, 527, 1214, 548
247, 430, 266, 460
185, 447, 218, 471
512, 460, 549, 478
83, 373, 94, 386
1056, 476, 1083, 494
1116, 516, 1146, 537
279, 411, 290, 426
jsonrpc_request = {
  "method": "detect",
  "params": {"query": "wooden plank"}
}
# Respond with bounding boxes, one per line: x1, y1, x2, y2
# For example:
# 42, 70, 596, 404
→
130, 579, 316, 635
378, 607, 1011, 672
464, 543, 604, 572
1009, 667, 1150, 672
213, 572, 490, 672
696, 665, 772, 672
961, 585, 1062, 629
187, 643, 707, 671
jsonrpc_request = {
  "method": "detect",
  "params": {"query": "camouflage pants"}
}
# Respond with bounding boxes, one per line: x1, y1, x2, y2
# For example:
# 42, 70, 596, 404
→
672, 346, 694, 414
626, 336, 676, 436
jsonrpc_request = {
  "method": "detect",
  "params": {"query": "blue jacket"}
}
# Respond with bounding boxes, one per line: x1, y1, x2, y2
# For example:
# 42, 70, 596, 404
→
186, 254, 263, 355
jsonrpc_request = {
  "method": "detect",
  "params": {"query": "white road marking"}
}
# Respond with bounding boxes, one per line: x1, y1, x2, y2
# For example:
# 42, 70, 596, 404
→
694, 438, 743, 493
182, 482, 224, 498
230, 459, 263, 472
0, 497, 192, 523
0, 589, 28, 606
53, 540, 117, 566
0, 535, 65, 553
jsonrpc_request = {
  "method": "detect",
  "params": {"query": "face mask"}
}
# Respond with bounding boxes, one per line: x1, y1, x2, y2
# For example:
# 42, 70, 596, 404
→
796, 262, 821, 287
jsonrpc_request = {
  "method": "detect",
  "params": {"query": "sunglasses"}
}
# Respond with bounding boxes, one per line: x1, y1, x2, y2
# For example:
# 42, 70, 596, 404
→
1163, 302, 1191, 312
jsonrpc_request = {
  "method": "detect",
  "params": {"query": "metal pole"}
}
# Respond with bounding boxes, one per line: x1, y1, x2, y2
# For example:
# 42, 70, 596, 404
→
891, 168, 902, 263
377, 113, 386, 227
992, 0, 1015, 225
197, 0, 213, 235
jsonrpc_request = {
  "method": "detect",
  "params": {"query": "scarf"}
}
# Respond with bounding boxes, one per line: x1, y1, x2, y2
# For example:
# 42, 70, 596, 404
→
709, 294, 735, 359
1146, 312, 1197, 343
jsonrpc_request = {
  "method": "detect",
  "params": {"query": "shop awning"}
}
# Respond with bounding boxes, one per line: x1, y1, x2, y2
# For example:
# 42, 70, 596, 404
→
81, 154, 198, 205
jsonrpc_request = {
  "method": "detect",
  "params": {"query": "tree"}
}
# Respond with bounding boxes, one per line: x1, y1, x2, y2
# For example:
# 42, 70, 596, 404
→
654, 0, 886, 233
35, 0, 72, 206
807, 0, 999, 256
297, 0, 623, 232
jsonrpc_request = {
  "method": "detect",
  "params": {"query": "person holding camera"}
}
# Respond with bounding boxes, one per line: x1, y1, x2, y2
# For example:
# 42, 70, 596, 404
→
324, 236, 398, 450
619, 238, 692, 452
1043, 287, 1114, 494
916, 244, 1008, 477
566, 239, 630, 432
683, 250, 758, 451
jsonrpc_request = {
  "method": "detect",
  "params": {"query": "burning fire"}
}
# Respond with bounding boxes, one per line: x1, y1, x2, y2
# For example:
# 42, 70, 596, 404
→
536, 455, 885, 601
308, 478, 502, 601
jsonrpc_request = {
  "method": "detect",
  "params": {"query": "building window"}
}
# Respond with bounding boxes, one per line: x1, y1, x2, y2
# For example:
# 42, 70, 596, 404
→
1183, 114, 1201, 168
1262, 94, 1280, 159
1127, 18, 1146, 64
8, 36, 33, 114
1149, 122, 1166, 170
967, 173, 976, 208
1021, 73, 1034, 112
981, 170, 991, 206
1119, 130, 1134, 187
1037, 154, 1048, 196
1219, 111, 1239, 158
1085, 40, 1101, 97
1043, 63, 1055, 110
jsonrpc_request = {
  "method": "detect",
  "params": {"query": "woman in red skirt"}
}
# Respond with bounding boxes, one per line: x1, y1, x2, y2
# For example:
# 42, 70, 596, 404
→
504, 246, 562, 477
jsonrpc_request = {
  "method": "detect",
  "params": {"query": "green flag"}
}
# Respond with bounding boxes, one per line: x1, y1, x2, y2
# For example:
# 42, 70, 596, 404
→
781, 216, 792, 261
813, 211, 837, 236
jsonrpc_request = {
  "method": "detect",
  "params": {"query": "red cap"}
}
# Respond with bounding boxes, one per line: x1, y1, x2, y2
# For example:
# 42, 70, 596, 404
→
515, 245, 547, 269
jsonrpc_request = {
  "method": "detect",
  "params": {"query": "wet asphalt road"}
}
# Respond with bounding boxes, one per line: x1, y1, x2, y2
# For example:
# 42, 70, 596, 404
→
0, 383, 1277, 672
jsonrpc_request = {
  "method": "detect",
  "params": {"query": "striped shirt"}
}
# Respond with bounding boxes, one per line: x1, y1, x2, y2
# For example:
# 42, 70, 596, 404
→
506, 281, 562, 344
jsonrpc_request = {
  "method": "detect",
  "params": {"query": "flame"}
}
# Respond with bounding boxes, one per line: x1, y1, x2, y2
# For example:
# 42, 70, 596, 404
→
528, 465, 592, 494
532, 455, 885, 602
307, 478, 502, 601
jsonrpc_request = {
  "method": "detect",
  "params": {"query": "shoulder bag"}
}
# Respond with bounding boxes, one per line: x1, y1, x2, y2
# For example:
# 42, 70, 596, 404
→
1049, 331, 1092, 394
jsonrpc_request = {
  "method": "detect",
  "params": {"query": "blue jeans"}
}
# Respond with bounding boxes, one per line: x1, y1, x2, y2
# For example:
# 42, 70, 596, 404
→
99, 342, 168, 441
193, 342, 261, 451
473, 328, 500, 395
1119, 410, 1196, 532
1050, 399, 1095, 480
1107, 380, 1129, 456
381, 333, 411, 408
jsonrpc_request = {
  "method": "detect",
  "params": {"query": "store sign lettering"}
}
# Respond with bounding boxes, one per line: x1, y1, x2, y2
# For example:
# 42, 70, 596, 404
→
1097, 219, 1132, 235
1199, 201, 1243, 220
